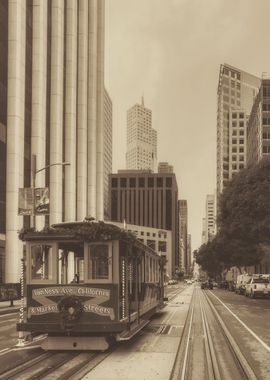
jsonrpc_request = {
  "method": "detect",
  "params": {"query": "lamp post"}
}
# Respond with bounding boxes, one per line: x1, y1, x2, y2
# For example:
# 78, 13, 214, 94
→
31, 154, 70, 228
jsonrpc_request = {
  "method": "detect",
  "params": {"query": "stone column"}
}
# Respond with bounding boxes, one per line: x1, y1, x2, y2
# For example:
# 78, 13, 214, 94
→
96, 0, 105, 221
64, 0, 77, 222
76, 0, 88, 220
87, 0, 98, 219
49, 0, 64, 224
6, 0, 26, 282
31, 0, 48, 230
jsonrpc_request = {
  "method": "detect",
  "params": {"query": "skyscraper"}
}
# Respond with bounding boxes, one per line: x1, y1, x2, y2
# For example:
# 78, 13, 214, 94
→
217, 64, 260, 203
179, 199, 188, 274
108, 170, 179, 275
247, 78, 270, 166
126, 98, 157, 171
0, 0, 105, 282
205, 194, 216, 242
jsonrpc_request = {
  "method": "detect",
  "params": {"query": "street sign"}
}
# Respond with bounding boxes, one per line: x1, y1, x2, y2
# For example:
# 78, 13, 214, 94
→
18, 187, 50, 216
35, 187, 49, 215
0, 283, 21, 301
18, 188, 34, 215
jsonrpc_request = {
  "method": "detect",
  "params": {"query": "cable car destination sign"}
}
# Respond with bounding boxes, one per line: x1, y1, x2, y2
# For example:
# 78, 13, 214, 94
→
28, 285, 116, 321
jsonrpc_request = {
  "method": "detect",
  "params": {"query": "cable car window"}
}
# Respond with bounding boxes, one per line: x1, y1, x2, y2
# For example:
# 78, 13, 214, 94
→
87, 243, 112, 282
31, 244, 53, 281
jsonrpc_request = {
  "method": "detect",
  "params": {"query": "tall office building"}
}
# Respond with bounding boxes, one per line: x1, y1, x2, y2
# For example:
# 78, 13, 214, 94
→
205, 194, 216, 242
108, 170, 179, 275
217, 64, 260, 204
187, 234, 192, 276
0, 0, 105, 283
126, 98, 157, 171
247, 78, 270, 166
104, 88, 112, 220
179, 199, 188, 274
201, 218, 207, 245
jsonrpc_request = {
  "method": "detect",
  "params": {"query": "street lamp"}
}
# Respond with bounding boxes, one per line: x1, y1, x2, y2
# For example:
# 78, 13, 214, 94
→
31, 154, 70, 228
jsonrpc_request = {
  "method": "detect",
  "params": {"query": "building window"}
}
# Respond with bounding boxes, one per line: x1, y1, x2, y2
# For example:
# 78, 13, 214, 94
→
120, 178, 127, 187
148, 177, 154, 187
157, 177, 163, 187
232, 164, 237, 170
166, 177, 172, 187
139, 178, 145, 187
158, 241, 167, 253
232, 113, 237, 119
147, 240, 156, 251
129, 178, 136, 187
112, 178, 118, 188
232, 147, 237, 153
239, 113, 244, 119
232, 121, 237, 128
232, 156, 237, 161
232, 139, 237, 144
239, 139, 244, 144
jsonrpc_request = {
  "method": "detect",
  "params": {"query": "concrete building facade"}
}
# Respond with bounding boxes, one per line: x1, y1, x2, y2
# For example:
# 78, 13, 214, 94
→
217, 64, 260, 204
247, 78, 270, 166
108, 170, 179, 275
110, 221, 173, 279
0, 0, 105, 283
126, 98, 157, 172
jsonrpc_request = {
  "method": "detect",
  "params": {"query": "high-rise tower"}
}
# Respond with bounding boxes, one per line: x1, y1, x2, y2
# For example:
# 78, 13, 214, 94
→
0, 0, 105, 282
217, 64, 260, 204
126, 98, 157, 171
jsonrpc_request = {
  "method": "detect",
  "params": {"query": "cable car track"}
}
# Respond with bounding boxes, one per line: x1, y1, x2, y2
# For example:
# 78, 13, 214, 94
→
0, 350, 104, 380
170, 286, 258, 380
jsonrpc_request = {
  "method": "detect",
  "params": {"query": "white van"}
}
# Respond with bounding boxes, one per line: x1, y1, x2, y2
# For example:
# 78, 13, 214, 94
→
235, 274, 252, 295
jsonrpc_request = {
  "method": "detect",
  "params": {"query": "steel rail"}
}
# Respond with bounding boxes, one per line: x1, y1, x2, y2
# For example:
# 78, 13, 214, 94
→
0, 352, 52, 380
203, 290, 257, 380
169, 287, 196, 380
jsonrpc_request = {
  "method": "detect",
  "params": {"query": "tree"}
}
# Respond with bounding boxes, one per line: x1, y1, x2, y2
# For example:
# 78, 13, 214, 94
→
218, 157, 270, 244
209, 156, 270, 270
194, 240, 223, 277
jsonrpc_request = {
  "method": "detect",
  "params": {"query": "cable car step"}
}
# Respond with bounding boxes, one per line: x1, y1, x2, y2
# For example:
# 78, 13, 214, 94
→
116, 319, 149, 341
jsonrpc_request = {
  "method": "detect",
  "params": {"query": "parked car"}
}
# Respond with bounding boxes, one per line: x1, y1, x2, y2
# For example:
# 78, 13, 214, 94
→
235, 274, 252, 295
168, 279, 178, 285
201, 280, 213, 290
245, 274, 270, 298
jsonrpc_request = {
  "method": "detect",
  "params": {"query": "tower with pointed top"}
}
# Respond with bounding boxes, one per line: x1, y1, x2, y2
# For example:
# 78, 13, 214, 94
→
126, 98, 157, 171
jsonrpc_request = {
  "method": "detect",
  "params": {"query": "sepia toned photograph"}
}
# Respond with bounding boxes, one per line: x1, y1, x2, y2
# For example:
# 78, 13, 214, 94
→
0, 0, 269, 379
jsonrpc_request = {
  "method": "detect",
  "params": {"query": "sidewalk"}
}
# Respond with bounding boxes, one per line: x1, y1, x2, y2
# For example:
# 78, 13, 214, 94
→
0, 300, 22, 316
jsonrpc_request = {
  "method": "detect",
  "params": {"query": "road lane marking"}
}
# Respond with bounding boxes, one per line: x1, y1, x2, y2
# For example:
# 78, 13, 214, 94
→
210, 291, 270, 353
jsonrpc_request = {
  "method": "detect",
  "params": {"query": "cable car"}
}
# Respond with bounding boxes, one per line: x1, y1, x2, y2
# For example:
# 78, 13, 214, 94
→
17, 218, 165, 350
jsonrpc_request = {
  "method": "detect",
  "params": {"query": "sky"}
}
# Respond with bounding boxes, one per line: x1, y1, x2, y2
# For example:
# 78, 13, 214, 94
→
104, 0, 270, 252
